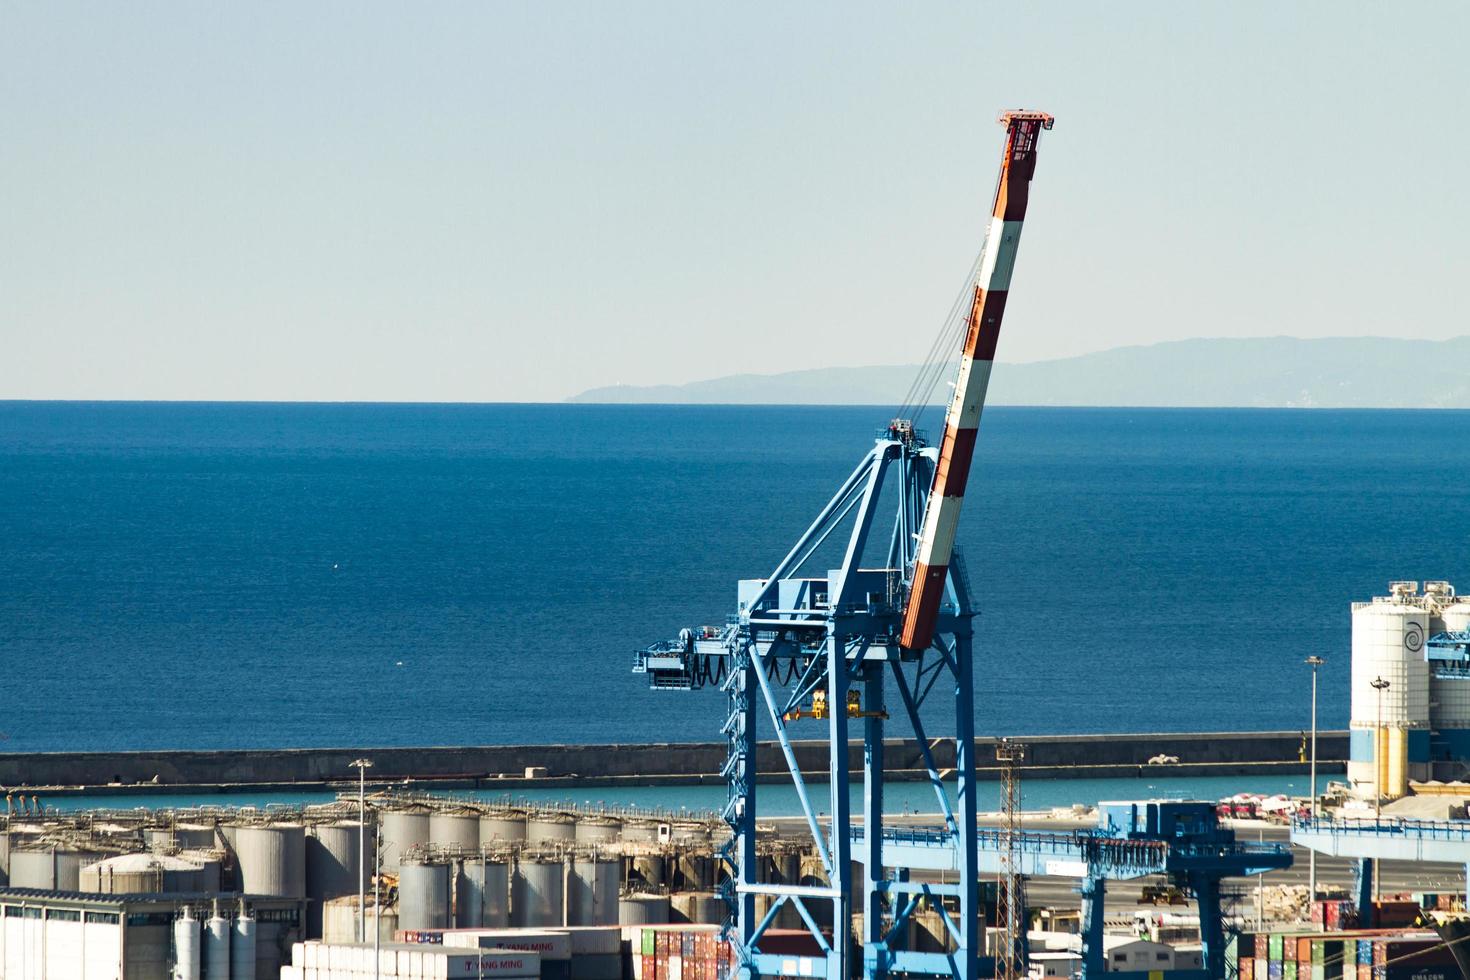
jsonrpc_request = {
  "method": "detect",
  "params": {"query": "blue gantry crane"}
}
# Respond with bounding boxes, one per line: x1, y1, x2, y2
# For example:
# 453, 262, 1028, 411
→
632, 112, 1291, 980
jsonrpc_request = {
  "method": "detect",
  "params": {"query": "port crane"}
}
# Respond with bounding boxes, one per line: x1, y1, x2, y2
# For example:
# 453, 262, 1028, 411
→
635, 110, 1053, 980
634, 113, 1289, 980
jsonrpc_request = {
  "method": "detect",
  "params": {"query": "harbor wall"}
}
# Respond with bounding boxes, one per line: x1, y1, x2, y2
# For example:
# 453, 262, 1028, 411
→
0, 730, 1346, 795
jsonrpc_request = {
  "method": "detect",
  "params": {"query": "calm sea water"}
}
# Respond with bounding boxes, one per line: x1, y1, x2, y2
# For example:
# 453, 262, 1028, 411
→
2, 402, 1467, 753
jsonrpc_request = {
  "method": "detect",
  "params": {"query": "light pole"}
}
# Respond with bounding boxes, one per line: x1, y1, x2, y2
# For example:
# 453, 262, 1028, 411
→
1306, 656, 1325, 904
349, 758, 373, 943
1370, 676, 1390, 904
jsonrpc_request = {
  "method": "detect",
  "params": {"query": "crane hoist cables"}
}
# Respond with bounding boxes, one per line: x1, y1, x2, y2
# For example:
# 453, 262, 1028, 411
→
892, 240, 988, 427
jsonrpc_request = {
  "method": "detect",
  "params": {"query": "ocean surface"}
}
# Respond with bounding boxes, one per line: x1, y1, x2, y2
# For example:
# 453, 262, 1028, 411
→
3, 402, 1468, 754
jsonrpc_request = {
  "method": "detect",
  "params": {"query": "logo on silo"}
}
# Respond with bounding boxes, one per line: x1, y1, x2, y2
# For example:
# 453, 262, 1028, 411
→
1405, 622, 1425, 652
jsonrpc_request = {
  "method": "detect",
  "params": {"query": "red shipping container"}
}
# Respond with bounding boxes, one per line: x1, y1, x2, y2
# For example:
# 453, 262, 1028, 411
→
1358, 965, 1371, 980
1242, 957, 1256, 980
643, 955, 657, 980
1299, 938, 1314, 962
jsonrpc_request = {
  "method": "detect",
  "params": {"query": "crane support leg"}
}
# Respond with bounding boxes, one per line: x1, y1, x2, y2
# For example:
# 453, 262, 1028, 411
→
1191, 873, 1225, 980
1080, 875, 1106, 980
828, 630, 853, 980
956, 632, 980, 980
863, 664, 887, 978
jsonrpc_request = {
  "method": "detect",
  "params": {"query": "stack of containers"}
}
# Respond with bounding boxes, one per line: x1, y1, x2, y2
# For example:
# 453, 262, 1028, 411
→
1238, 930, 1456, 980
623, 924, 728, 980
279, 940, 541, 980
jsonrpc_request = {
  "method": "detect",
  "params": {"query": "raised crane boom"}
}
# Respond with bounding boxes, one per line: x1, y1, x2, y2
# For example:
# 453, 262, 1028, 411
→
899, 110, 1054, 652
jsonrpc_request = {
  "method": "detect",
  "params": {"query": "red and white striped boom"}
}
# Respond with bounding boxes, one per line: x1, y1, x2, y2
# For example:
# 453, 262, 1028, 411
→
899, 110, 1053, 652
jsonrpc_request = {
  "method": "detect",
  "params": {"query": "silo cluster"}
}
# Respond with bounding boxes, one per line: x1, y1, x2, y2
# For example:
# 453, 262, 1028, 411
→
1350, 580, 1470, 799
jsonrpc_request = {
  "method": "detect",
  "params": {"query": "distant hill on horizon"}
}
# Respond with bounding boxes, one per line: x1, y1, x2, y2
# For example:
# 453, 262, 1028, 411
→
569, 336, 1470, 408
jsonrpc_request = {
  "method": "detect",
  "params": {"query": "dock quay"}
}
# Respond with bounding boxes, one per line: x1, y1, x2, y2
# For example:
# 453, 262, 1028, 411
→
0, 730, 1345, 798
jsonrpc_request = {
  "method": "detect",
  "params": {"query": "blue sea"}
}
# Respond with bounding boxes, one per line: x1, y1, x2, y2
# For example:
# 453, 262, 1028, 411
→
2, 403, 1467, 754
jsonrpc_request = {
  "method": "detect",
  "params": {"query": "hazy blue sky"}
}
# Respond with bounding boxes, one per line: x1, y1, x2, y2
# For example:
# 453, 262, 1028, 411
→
3, 3, 1466, 402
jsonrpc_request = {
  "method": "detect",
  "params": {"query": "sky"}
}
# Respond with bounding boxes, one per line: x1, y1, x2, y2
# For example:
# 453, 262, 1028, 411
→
2, 2, 1467, 403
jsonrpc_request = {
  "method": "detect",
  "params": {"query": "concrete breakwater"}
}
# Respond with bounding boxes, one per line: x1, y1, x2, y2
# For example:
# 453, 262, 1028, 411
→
0, 730, 1345, 797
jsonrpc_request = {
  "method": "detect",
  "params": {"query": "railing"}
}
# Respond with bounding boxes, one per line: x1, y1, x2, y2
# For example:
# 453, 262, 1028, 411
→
1294, 816, 1470, 841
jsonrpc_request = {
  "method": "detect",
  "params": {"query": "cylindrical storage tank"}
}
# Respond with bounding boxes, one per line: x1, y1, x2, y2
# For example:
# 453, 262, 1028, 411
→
677, 853, 716, 891
379, 808, 430, 872
0, 830, 9, 887
526, 813, 577, 845
305, 821, 368, 936
204, 913, 230, 980
575, 817, 622, 844
81, 853, 214, 894
632, 854, 666, 889
619, 893, 671, 925
234, 824, 306, 898
175, 910, 201, 980
480, 810, 527, 844
1385, 727, 1409, 799
457, 857, 511, 928
569, 856, 620, 926
321, 895, 398, 944
1350, 601, 1432, 795
398, 857, 452, 931
177, 851, 224, 893
670, 891, 725, 925
670, 822, 711, 847
429, 810, 480, 852
620, 821, 661, 844
9, 846, 103, 891
231, 913, 256, 980
513, 856, 566, 927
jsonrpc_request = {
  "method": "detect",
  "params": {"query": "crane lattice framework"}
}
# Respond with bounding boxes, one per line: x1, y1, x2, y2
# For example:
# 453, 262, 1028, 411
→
634, 111, 1055, 980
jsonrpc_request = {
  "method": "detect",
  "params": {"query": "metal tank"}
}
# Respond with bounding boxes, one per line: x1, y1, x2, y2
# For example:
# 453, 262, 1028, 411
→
674, 852, 715, 891
232, 909, 257, 980
1350, 595, 1432, 798
620, 820, 661, 844
148, 823, 219, 851
618, 893, 671, 925
670, 891, 725, 925
175, 909, 201, 980
513, 855, 566, 927
0, 830, 9, 887
1433, 599, 1470, 734
527, 812, 577, 845
234, 823, 307, 898
8, 845, 103, 890
204, 911, 230, 980
457, 856, 511, 928
398, 856, 452, 931
631, 854, 666, 889
379, 808, 431, 872
429, 809, 480, 851
569, 855, 620, 926
670, 822, 712, 847
575, 817, 622, 844
80, 852, 212, 894
305, 821, 368, 936
177, 851, 224, 893
480, 809, 527, 844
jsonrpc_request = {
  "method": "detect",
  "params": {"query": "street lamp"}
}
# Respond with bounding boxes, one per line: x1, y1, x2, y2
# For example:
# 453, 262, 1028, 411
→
1305, 656, 1325, 904
349, 758, 373, 943
1370, 676, 1390, 904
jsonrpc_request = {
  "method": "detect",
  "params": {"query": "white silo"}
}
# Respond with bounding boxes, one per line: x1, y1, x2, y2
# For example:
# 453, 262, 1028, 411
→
1431, 599, 1470, 743
1350, 592, 1432, 799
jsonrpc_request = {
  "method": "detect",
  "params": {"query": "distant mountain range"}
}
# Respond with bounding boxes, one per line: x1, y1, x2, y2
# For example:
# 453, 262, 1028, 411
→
569, 336, 1470, 408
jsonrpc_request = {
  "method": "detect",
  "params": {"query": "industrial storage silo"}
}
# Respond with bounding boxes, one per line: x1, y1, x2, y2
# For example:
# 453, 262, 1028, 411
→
1350, 591, 1433, 799
575, 817, 622, 844
234, 823, 307, 898
670, 891, 725, 925
175, 909, 202, 980
457, 856, 511, 928
379, 808, 431, 872
204, 909, 231, 980
231, 909, 257, 980
618, 893, 671, 925
620, 821, 661, 844
80, 852, 214, 894
429, 809, 480, 851
568, 855, 620, 926
480, 809, 527, 844
398, 856, 452, 931
1431, 598, 1470, 769
0, 830, 9, 887
9, 845, 104, 890
527, 812, 577, 845
513, 855, 567, 927
305, 821, 370, 936
631, 854, 666, 890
